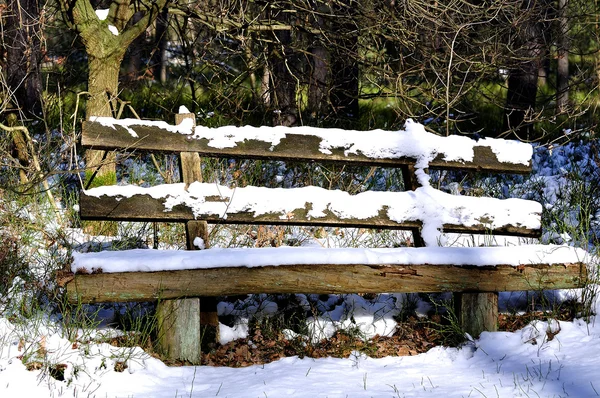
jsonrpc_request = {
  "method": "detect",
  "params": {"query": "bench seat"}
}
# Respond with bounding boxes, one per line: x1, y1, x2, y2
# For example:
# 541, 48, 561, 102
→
66, 245, 588, 303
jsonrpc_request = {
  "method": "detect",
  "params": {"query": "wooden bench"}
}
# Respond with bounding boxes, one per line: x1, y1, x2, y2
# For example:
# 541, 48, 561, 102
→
63, 114, 589, 365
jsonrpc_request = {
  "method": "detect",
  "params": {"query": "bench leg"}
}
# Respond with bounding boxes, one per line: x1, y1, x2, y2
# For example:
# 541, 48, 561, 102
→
454, 292, 498, 338
199, 297, 220, 351
183, 220, 220, 351
156, 298, 202, 364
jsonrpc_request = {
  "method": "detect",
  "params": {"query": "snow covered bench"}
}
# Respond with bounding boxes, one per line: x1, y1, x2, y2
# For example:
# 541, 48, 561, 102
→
64, 113, 589, 364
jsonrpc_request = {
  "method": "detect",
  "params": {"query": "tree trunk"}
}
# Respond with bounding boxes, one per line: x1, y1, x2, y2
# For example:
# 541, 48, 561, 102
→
308, 45, 329, 118
153, 8, 170, 84
505, 66, 539, 140
5, 0, 43, 116
124, 12, 145, 83
538, 59, 549, 87
261, 63, 271, 106
3, 0, 42, 187
270, 7, 298, 127
331, 52, 359, 121
556, 0, 569, 113
306, 3, 330, 120
330, 1, 359, 123
6, 112, 30, 184
86, 54, 123, 119
503, 2, 544, 141
59, 0, 168, 187
85, 53, 125, 187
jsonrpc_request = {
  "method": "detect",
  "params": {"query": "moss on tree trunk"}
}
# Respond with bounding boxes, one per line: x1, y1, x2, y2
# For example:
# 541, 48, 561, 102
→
84, 53, 125, 189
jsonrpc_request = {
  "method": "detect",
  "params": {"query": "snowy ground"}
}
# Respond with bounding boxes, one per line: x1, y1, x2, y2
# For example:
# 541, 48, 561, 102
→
2, 306, 600, 398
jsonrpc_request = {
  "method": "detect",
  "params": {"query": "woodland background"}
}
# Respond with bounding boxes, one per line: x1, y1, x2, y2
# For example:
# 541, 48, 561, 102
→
0, 0, 600, 373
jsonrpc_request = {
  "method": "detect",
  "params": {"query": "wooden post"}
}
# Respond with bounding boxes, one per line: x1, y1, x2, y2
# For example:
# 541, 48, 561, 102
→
156, 113, 219, 365
400, 164, 425, 247
156, 297, 201, 364
455, 292, 498, 337
401, 163, 498, 337
185, 217, 219, 351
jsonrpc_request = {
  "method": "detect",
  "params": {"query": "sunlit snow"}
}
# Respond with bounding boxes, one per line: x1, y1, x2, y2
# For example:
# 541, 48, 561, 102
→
72, 244, 589, 273
95, 9, 109, 20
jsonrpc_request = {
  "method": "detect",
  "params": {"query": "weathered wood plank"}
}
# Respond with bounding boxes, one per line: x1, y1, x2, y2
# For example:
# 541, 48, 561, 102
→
79, 191, 542, 238
65, 262, 586, 303
82, 120, 532, 173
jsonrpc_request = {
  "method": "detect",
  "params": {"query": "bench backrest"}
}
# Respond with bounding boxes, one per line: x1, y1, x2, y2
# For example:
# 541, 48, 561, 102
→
80, 115, 540, 245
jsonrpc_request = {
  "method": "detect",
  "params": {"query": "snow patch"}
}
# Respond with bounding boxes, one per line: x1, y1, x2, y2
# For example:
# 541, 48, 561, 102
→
95, 9, 109, 20
193, 237, 206, 249
89, 117, 194, 137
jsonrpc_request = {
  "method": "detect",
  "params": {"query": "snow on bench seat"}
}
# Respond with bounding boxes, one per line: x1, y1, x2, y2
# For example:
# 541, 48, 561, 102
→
80, 181, 542, 238
73, 244, 588, 273
66, 245, 589, 303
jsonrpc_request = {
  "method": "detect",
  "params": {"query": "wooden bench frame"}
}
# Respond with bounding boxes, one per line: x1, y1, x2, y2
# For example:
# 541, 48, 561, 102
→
63, 114, 588, 364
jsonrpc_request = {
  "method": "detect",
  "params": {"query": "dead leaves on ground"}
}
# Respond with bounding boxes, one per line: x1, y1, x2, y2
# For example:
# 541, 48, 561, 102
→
202, 308, 580, 368
202, 317, 443, 367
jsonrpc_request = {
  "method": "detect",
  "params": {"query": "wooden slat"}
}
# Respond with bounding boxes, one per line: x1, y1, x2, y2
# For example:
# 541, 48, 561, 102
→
400, 164, 425, 247
64, 262, 586, 303
82, 121, 532, 173
79, 192, 542, 237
